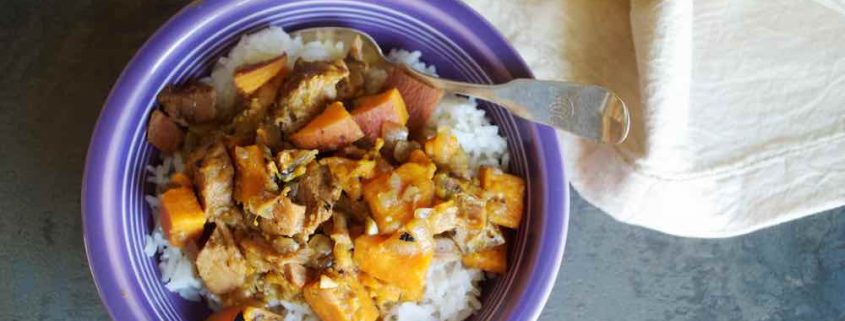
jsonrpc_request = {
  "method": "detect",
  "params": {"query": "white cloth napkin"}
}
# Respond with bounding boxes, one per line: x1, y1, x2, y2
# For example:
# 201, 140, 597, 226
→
464, 0, 845, 237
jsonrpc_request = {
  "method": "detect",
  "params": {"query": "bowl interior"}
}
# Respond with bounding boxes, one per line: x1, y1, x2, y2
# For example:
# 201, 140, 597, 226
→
83, 1, 568, 321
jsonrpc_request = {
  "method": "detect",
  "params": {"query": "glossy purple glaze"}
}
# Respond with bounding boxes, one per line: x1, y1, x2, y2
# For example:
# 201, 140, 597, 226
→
82, 1, 569, 320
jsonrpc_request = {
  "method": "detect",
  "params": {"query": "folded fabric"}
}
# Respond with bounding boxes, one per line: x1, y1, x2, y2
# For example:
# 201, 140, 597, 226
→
464, 0, 845, 237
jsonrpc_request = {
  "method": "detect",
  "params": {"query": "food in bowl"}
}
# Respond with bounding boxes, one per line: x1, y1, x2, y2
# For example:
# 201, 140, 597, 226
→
143, 27, 524, 321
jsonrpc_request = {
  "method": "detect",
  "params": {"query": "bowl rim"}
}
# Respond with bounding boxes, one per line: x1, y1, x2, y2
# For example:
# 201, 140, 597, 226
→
81, 1, 569, 320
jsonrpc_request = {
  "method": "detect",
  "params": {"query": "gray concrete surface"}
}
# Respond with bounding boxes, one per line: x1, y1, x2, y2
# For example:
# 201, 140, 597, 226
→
1, 1, 844, 321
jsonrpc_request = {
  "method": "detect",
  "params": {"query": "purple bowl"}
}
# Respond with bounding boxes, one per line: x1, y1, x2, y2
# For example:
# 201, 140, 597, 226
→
82, 0, 569, 320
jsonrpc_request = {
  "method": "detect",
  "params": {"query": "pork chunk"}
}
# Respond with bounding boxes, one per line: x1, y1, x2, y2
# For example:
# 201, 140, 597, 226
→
196, 143, 234, 218
259, 194, 307, 237
273, 60, 349, 134
283, 263, 308, 288
293, 163, 342, 237
147, 110, 184, 154
196, 225, 247, 295
452, 220, 506, 254
157, 82, 217, 126
336, 59, 368, 100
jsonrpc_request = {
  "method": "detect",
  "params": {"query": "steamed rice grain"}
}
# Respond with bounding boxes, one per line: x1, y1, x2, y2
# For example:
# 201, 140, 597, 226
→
428, 96, 510, 171
387, 49, 438, 76
386, 260, 485, 321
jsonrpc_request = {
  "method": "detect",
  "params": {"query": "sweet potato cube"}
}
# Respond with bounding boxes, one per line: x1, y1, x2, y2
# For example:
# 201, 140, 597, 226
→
362, 173, 406, 234
424, 130, 470, 178
362, 162, 435, 234
394, 159, 435, 195
353, 219, 434, 301
323, 157, 376, 200
382, 67, 444, 135
304, 272, 379, 321
160, 187, 206, 248
351, 88, 409, 141
462, 244, 507, 274
253, 71, 287, 111
169, 172, 192, 188
479, 167, 525, 229
406, 149, 433, 167
290, 102, 364, 151
359, 272, 402, 308
234, 55, 288, 95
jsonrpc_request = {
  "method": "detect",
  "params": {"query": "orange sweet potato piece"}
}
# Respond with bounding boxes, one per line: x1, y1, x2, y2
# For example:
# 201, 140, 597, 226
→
424, 130, 470, 178
462, 244, 507, 274
361, 173, 407, 234
362, 161, 436, 234
351, 88, 409, 141
169, 172, 192, 188
233, 55, 288, 95
406, 149, 433, 167
253, 71, 287, 111
147, 110, 184, 154
479, 166, 525, 229
323, 157, 376, 200
383, 67, 444, 135
359, 272, 402, 308
290, 102, 364, 151
304, 272, 379, 321
353, 219, 434, 301
160, 187, 206, 248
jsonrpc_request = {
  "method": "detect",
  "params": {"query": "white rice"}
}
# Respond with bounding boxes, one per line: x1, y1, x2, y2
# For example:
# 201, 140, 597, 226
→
386, 260, 485, 321
387, 49, 438, 76
144, 154, 207, 302
428, 96, 510, 171
146, 26, 510, 321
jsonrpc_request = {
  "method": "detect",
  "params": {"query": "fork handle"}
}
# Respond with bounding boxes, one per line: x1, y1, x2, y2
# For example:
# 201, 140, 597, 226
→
411, 70, 630, 144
